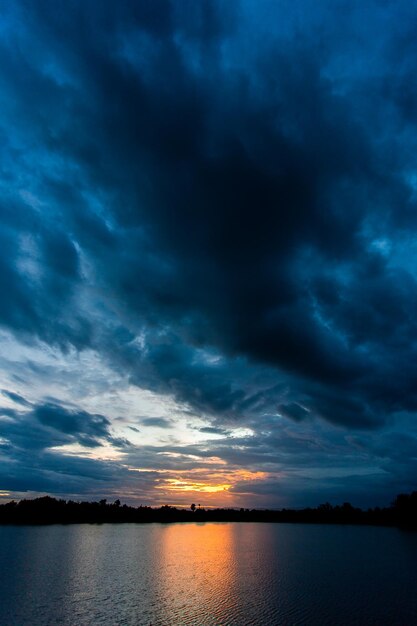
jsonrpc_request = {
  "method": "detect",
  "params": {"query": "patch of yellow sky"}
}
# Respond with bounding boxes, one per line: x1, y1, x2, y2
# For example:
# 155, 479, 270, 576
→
160, 470, 268, 495
129, 466, 270, 505
0, 343, 276, 506
48, 424, 271, 505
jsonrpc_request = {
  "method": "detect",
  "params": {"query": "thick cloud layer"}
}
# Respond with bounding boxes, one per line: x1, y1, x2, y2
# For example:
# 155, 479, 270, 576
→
1, 0, 417, 505
0, 400, 127, 450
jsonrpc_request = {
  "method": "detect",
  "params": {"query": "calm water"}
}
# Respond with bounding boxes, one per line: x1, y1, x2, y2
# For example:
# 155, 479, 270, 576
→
0, 522, 416, 625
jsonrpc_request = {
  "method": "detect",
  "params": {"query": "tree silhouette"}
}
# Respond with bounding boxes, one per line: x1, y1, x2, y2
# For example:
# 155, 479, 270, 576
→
0, 492, 416, 527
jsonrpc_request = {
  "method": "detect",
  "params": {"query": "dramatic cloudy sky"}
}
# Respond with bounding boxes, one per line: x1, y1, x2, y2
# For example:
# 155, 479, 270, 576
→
1, 0, 417, 508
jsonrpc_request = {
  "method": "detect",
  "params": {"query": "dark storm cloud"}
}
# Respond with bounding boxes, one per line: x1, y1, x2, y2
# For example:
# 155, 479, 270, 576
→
0, 401, 126, 450
0, 449, 159, 501
141, 417, 172, 429
198, 426, 231, 436
0, 453, 121, 494
1, 390, 32, 407
0, 195, 92, 349
0, 399, 133, 497
1, 0, 417, 504
278, 403, 310, 423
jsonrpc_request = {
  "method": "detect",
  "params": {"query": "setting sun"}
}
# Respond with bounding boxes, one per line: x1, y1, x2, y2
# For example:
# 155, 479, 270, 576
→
161, 479, 232, 493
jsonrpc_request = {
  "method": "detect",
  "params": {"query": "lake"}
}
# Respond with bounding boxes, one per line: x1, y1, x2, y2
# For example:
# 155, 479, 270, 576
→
0, 522, 416, 625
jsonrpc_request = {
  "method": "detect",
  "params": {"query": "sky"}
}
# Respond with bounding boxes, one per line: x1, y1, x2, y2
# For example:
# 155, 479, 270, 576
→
1, 0, 417, 509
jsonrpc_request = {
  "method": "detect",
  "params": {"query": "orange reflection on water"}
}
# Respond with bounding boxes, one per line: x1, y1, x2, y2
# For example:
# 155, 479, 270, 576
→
154, 523, 238, 624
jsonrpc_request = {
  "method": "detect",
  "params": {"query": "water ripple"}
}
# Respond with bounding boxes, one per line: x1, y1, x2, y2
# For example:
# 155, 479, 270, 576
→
1, 523, 417, 625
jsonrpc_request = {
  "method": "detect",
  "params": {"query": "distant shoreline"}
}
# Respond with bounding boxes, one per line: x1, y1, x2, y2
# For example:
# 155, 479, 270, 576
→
1, 492, 416, 529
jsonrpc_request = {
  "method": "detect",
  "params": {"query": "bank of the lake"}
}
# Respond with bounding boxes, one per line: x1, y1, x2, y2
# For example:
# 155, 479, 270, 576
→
1, 492, 417, 528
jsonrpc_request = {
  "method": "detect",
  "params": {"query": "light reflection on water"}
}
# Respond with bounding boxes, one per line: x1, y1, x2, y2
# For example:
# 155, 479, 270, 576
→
0, 522, 417, 625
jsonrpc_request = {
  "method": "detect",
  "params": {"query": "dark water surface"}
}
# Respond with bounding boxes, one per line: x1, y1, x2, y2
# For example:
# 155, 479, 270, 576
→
0, 522, 416, 625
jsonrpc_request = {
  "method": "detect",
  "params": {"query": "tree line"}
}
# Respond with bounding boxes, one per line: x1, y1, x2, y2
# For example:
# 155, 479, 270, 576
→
0, 492, 416, 528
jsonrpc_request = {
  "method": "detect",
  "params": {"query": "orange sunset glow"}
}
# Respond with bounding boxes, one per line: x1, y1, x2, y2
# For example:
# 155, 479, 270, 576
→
126, 467, 271, 506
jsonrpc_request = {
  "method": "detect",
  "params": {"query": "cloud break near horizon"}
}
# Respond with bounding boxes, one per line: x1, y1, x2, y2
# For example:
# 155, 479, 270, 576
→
1, 0, 417, 508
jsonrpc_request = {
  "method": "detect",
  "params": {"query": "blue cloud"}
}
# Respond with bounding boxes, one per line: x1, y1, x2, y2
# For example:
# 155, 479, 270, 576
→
0, 0, 417, 504
0, 401, 127, 450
